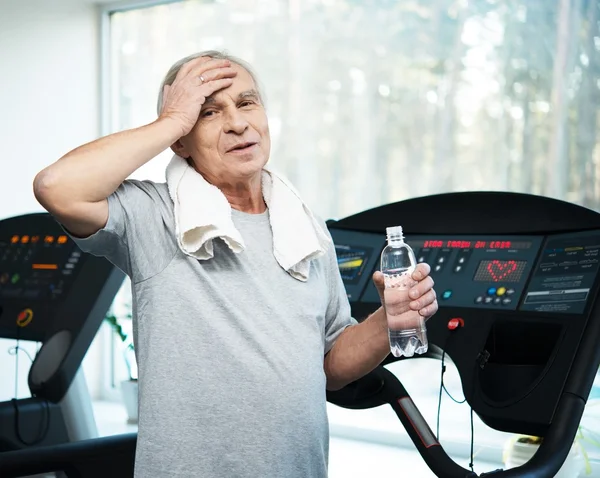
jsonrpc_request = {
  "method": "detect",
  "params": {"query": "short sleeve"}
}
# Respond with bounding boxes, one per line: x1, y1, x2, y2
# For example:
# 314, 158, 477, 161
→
322, 228, 358, 354
66, 180, 177, 283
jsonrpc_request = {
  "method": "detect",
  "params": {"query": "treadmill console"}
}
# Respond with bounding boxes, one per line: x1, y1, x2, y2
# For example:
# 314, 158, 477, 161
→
332, 230, 600, 316
0, 231, 82, 303
521, 230, 600, 315
332, 228, 385, 301
0, 213, 124, 344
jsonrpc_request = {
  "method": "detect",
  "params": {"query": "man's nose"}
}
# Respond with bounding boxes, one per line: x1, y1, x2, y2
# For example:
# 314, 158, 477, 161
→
224, 108, 249, 135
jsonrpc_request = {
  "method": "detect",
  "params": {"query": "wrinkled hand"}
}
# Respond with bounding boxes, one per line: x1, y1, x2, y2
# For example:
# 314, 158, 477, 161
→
159, 57, 238, 138
372, 263, 438, 319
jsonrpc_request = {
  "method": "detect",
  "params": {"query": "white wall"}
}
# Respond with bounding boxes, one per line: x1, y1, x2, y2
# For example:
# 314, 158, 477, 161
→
0, 0, 104, 401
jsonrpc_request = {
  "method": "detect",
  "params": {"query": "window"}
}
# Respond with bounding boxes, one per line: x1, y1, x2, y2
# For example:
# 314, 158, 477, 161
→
103, 0, 600, 468
107, 0, 600, 217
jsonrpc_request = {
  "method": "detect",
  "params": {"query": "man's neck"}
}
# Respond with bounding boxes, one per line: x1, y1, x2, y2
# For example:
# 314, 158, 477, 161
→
227, 194, 267, 214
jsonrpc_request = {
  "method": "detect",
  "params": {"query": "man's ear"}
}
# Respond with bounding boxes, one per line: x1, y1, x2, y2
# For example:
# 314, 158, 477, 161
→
170, 139, 190, 159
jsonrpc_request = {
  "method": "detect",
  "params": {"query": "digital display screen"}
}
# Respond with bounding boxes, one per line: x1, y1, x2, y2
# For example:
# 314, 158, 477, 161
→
474, 260, 527, 283
408, 239, 533, 250
335, 245, 372, 284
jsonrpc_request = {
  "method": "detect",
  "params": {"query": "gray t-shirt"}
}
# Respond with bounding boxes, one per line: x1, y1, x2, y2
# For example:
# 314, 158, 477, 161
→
70, 179, 356, 478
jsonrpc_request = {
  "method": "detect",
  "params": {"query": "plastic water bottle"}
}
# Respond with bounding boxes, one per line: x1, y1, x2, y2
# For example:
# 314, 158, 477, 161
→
380, 225, 428, 358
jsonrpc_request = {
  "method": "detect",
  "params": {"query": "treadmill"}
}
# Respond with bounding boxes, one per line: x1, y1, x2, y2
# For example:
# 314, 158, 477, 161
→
0, 213, 130, 477
0, 192, 599, 477
326, 191, 600, 477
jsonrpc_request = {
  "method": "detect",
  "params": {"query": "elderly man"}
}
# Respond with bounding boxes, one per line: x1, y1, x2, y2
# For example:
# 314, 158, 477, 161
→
33, 51, 437, 478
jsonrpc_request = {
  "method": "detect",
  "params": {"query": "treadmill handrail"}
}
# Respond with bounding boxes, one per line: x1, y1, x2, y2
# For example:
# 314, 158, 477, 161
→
0, 432, 137, 477
377, 366, 585, 478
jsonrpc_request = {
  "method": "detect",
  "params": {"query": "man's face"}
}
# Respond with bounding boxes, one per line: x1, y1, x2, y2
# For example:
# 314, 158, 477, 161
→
177, 63, 271, 185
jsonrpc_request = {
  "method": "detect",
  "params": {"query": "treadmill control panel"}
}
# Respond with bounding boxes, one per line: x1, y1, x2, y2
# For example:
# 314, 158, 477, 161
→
403, 235, 542, 311
0, 231, 83, 303
332, 228, 386, 301
330, 228, 600, 315
0, 213, 124, 343
521, 230, 600, 314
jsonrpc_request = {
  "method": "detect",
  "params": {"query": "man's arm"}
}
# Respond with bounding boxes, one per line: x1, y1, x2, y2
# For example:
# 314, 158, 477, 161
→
324, 266, 437, 391
323, 306, 389, 391
33, 58, 235, 237
34, 118, 184, 237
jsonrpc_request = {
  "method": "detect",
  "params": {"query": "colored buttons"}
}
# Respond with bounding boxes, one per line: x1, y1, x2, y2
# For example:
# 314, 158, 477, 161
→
476, 288, 515, 306
16, 308, 34, 328
442, 290, 452, 300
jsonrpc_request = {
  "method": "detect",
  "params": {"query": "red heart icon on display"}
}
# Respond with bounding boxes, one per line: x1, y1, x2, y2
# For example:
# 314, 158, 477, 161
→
487, 260, 517, 281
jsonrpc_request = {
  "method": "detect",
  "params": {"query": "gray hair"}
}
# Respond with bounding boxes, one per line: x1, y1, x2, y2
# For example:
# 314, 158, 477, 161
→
156, 50, 265, 116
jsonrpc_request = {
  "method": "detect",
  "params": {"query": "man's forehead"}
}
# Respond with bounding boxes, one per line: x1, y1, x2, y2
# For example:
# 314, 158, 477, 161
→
204, 88, 260, 105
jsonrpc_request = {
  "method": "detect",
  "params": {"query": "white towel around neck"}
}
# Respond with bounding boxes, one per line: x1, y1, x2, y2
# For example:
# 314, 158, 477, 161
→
165, 154, 332, 282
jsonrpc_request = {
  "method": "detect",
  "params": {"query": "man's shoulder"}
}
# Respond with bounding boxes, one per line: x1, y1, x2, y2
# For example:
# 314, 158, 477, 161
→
112, 179, 175, 232
120, 178, 169, 197
116, 179, 172, 208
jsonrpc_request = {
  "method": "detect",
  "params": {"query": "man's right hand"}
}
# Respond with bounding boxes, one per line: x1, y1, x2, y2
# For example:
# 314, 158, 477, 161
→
158, 57, 237, 138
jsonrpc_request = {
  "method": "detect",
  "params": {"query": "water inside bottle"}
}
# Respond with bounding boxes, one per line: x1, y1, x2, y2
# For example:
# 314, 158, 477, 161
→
388, 328, 428, 358
384, 272, 428, 358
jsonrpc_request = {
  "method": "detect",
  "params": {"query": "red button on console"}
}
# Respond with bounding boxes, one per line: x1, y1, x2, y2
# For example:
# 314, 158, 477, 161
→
447, 318, 464, 330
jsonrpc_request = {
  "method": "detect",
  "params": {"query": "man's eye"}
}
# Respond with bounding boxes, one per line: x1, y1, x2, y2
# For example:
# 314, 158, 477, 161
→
240, 101, 253, 107
202, 110, 215, 117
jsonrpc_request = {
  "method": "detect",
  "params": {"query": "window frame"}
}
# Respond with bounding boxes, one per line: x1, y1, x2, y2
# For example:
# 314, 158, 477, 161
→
95, 0, 169, 401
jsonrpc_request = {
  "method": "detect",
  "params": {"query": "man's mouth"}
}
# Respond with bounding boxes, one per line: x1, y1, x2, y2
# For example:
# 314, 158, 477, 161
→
227, 142, 257, 153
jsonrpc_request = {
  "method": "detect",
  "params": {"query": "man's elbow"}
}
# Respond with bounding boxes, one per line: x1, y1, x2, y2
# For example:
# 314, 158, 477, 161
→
33, 168, 77, 217
326, 379, 349, 392
33, 168, 60, 211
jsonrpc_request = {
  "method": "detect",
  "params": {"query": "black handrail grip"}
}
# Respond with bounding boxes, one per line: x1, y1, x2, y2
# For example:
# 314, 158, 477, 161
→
0, 433, 137, 477
377, 367, 477, 478
373, 368, 585, 478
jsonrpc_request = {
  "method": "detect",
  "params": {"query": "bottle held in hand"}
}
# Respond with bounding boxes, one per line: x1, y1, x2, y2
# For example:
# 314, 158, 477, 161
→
380, 226, 428, 358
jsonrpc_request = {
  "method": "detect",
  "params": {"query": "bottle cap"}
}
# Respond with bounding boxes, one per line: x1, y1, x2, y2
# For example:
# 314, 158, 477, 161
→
386, 225, 404, 243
